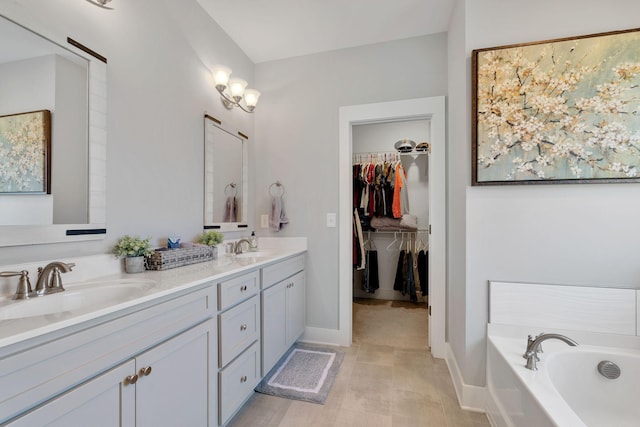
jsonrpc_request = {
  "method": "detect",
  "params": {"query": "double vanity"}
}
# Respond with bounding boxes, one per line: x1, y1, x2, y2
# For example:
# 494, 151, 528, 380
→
0, 240, 306, 426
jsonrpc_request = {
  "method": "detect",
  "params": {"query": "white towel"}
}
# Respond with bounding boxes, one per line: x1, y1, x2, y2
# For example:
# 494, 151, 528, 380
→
269, 196, 289, 231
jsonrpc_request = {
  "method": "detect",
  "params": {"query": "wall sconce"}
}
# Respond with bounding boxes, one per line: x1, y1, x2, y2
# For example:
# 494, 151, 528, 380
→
211, 65, 260, 113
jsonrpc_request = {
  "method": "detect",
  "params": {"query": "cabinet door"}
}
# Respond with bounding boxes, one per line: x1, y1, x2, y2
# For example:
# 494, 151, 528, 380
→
6, 361, 135, 427
135, 319, 216, 427
261, 280, 287, 376
286, 271, 306, 346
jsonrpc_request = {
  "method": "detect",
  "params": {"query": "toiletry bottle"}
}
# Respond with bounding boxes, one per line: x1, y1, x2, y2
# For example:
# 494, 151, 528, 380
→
249, 231, 258, 252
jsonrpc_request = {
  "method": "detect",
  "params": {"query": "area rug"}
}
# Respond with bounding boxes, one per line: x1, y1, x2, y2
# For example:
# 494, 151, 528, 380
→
255, 343, 344, 404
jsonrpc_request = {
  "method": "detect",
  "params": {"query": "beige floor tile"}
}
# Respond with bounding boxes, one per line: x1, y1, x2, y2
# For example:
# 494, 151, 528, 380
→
226, 299, 490, 426
334, 408, 393, 427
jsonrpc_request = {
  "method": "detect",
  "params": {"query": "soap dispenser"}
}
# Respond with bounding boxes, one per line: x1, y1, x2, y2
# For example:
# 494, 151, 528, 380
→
249, 231, 258, 252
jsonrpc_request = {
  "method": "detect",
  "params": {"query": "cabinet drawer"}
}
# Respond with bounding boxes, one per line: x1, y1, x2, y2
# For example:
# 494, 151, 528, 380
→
218, 270, 259, 310
219, 341, 260, 426
219, 294, 260, 367
261, 254, 305, 290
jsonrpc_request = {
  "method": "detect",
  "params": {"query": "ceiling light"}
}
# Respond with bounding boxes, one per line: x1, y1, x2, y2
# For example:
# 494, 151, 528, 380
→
211, 65, 260, 113
86, 0, 114, 9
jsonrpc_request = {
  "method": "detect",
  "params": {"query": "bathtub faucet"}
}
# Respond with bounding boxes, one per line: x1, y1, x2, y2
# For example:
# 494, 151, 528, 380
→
523, 333, 578, 370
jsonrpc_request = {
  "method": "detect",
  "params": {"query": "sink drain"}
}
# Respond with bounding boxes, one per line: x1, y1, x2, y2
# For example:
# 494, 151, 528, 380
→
597, 360, 620, 379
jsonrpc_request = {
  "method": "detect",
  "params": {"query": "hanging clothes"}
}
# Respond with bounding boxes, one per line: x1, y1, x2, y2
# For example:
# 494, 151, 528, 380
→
393, 250, 406, 293
353, 209, 366, 270
418, 249, 428, 296
361, 249, 379, 293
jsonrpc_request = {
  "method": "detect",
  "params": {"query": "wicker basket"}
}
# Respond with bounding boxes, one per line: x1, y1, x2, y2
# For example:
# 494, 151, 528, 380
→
146, 245, 216, 271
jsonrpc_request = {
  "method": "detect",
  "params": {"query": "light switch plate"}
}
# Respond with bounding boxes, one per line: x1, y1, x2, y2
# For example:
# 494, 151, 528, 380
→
260, 214, 269, 228
326, 213, 337, 228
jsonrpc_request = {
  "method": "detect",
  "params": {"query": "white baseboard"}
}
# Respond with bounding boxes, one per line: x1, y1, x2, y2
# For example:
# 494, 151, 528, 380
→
445, 343, 487, 412
301, 326, 351, 347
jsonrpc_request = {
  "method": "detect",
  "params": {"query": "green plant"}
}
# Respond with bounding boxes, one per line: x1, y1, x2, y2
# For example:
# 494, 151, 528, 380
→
197, 230, 224, 246
113, 235, 155, 258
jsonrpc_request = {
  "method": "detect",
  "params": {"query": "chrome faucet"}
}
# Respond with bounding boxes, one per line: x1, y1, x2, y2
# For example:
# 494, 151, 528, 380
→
523, 333, 578, 370
233, 239, 252, 254
35, 262, 75, 296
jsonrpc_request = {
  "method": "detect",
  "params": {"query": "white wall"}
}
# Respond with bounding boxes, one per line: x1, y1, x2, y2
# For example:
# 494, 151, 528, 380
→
0, 0, 255, 264
352, 120, 430, 301
254, 34, 447, 330
448, 0, 640, 388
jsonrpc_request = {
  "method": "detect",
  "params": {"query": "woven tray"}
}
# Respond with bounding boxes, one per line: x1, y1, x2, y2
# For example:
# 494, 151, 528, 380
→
146, 245, 216, 271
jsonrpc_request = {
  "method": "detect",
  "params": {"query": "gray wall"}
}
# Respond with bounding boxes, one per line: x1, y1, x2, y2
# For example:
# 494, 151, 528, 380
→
254, 34, 448, 330
0, 0, 255, 264
448, 0, 640, 387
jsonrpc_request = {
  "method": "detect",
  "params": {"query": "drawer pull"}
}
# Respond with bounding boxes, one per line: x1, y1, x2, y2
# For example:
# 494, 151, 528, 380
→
124, 374, 138, 385
240, 285, 247, 292
139, 366, 152, 376
240, 375, 247, 383
240, 324, 247, 331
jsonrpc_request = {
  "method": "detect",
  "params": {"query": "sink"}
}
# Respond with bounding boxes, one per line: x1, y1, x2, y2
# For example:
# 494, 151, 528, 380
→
0, 278, 157, 320
234, 251, 272, 259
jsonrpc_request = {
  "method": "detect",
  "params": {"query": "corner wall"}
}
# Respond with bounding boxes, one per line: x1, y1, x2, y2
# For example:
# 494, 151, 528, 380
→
448, 0, 640, 389
0, 0, 255, 264
254, 34, 448, 332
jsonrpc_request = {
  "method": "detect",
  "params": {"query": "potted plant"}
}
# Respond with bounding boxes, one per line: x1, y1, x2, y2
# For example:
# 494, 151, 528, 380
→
113, 235, 155, 273
197, 230, 224, 259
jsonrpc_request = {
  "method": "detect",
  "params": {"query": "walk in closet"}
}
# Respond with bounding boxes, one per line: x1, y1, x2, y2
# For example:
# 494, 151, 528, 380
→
352, 119, 430, 305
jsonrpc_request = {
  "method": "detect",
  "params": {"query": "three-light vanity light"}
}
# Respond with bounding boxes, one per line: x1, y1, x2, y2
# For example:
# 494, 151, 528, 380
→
211, 65, 260, 113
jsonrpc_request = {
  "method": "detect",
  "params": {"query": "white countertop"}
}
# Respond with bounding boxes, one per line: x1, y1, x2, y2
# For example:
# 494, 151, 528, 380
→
0, 239, 306, 350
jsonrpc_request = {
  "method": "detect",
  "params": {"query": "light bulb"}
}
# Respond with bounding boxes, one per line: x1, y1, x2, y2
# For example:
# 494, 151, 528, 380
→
211, 65, 232, 89
244, 89, 260, 108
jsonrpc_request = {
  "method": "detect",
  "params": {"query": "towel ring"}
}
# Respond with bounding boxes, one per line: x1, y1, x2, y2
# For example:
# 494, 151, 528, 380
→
225, 183, 237, 197
269, 181, 285, 197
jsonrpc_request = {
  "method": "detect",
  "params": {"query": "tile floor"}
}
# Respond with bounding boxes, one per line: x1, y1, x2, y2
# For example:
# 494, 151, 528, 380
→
228, 298, 490, 427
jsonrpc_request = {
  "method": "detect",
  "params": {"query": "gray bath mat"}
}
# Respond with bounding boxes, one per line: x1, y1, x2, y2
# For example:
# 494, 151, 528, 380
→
255, 343, 344, 404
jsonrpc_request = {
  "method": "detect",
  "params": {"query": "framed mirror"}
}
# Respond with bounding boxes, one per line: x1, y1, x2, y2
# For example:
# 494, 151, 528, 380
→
204, 115, 248, 231
0, 11, 107, 247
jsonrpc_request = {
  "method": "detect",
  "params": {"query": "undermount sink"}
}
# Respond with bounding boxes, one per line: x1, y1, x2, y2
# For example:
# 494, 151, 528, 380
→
234, 251, 272, 259
0, 278, 157, 321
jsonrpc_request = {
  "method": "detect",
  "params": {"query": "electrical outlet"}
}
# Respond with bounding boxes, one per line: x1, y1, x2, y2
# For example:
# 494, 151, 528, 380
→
260, 214, 269, 228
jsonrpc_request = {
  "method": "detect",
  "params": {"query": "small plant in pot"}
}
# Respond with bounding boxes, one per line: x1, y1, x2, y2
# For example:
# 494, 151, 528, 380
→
113, 235, 155, 273
197, 230, 224, 259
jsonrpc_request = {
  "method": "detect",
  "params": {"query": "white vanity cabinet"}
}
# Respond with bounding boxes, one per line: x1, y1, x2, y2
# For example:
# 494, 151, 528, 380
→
261, 254, 306, 376
1, 285, 217, 426
217, 271, 261, 426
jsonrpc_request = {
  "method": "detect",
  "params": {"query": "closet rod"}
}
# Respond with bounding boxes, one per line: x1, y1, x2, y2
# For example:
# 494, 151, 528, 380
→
368, 229, 429, 234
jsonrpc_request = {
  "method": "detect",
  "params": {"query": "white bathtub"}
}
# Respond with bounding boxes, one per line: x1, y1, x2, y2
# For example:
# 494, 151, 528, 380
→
486, 333, 640, 427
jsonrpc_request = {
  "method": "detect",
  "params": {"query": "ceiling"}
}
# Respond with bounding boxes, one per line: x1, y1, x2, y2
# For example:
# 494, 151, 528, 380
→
197, 0, 455, 63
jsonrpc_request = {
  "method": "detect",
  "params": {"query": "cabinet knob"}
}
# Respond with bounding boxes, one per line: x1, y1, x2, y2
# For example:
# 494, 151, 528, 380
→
240, 375, 247, 383
240, 285, 247, 292
125, 374, 138, 385
240, 324, 247, 331
139, 366, 152, 376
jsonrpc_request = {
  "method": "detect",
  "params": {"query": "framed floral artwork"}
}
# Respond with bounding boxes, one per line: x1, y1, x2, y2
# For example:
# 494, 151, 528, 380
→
0, 110, 51, 193
472, 28, 640, 185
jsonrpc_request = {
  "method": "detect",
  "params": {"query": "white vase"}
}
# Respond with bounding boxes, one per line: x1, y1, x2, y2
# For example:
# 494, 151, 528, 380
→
125, 256, 146, 273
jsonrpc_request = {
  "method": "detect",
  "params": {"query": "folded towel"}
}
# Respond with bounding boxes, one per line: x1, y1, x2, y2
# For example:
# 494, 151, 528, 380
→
269, 196, 289, 231
223, 196, 237, 222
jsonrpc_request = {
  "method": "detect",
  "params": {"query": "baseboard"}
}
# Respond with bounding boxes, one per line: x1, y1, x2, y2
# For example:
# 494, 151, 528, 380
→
300, 326, 350, 347
445, 343, 487, 412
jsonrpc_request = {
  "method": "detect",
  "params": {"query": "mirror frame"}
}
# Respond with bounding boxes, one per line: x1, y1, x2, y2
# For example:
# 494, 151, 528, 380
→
0, 9, 107, 247
203, 114, 248, 232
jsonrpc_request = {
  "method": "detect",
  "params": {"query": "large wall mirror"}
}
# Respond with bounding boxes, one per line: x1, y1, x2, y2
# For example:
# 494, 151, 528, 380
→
204, 115, 248, 231
0, 11, 107, 246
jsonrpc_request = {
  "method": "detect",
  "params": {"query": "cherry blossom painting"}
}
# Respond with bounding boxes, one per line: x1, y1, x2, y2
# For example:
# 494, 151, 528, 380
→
472, 29, 640, 185
0, 110, 51, 193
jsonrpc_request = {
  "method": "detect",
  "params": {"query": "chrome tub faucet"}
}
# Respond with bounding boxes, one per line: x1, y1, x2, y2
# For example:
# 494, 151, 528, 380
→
523, 333, 578, 370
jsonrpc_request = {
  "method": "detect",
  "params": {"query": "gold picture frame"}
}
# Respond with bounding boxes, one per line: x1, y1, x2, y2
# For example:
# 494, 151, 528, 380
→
0, 110, 51, 193
472, 29, 640, 185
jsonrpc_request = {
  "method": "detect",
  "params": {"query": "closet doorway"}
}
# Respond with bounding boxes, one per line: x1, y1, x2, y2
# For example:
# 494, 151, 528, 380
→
338, 97, 446, 358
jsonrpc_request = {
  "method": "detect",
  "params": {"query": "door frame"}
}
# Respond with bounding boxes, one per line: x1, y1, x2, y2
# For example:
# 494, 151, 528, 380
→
337, 96, 446, 358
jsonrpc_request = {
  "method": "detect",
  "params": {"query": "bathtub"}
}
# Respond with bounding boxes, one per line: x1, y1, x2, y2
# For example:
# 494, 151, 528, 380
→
486, 332, 640, 427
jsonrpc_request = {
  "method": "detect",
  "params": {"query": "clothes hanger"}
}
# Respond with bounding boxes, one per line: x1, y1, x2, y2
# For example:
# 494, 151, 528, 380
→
386, 232, 399, 251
